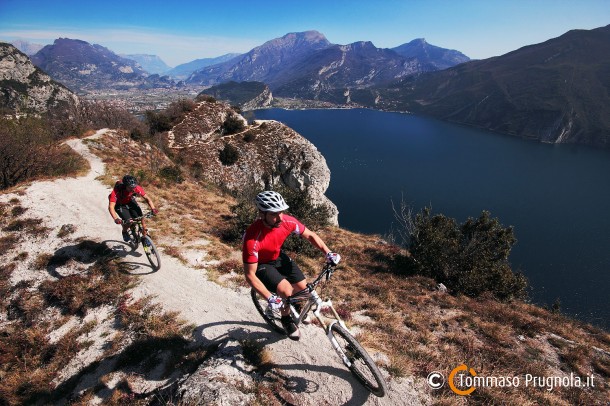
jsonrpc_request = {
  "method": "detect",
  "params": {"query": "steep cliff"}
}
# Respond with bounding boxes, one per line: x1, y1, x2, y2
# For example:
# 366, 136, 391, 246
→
0, 42, 79, 113
167, 100, 338, 224
199, 81, 273, 110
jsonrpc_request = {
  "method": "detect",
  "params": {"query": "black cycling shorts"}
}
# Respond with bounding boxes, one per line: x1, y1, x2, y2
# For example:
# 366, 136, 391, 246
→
115, 200, 143, 222
256, 251, 305, 293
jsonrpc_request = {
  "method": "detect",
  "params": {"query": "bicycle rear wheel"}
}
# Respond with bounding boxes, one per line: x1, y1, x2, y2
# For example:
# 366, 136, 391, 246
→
251, 288, 286, 334
329, 323, 387, 397
142, 236, 161, 270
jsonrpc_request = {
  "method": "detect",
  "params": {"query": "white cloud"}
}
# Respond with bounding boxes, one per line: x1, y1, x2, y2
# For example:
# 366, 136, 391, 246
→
0, 27, 260, 66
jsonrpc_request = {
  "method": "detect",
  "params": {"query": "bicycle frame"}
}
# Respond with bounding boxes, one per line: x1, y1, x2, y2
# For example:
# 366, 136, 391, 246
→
289, 288, 348, 331
127, 212, 153, 241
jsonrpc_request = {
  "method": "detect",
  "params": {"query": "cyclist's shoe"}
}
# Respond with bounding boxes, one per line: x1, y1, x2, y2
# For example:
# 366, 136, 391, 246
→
142, 239, 150, 247
122, 231, 131, 242
302, 313, 311, 324
281, 315, 300, 341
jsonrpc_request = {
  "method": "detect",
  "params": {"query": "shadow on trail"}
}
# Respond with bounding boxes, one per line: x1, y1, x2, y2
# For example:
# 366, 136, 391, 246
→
46, 239, 158, 277
46, 239, 113, 278
107, 239, 159, 275
193, 319, 374, 406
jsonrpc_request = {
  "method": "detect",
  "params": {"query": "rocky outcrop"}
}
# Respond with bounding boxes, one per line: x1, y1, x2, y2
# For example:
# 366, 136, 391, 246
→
200, 81, 273, 110
0, 42, 80, 113
176, 340, 256, 405
241, 86, 273, 110
168, 100, 339, 225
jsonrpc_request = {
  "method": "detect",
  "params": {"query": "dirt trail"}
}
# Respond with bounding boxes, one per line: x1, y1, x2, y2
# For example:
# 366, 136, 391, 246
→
8, 129, 424, 405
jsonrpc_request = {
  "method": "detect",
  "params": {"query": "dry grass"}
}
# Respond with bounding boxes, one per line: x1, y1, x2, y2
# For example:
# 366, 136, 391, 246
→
87, 130, 237, 258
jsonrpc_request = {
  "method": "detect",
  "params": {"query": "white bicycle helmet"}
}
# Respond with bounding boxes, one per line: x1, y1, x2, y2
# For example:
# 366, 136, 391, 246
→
255, 191, 289, 212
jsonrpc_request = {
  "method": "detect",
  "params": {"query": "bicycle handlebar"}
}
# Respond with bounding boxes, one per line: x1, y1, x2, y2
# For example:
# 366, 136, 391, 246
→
124, 212, 156, 224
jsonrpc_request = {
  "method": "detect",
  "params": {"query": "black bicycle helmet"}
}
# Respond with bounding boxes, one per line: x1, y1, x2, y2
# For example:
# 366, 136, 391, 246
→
122, 174, 138, 188
255, 191, 289, 212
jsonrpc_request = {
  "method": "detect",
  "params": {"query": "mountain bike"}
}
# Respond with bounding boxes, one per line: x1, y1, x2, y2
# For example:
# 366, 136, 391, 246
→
251, 263, 388, 397
125, 212, 161, 271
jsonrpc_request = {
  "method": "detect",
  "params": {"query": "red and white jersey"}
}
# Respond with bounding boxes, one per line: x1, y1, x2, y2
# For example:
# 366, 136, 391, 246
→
108, 181, 146, 205
242, 215, 305, 264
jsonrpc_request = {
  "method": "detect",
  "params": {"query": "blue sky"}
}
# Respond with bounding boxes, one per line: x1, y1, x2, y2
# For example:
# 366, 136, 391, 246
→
1, 0, 608, 67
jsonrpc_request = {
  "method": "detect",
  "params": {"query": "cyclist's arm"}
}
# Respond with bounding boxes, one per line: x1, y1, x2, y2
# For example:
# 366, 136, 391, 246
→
108, 201, 120, 222
301, 228, 331, 255
244, 262, 273, 299
142, 194, 156, 211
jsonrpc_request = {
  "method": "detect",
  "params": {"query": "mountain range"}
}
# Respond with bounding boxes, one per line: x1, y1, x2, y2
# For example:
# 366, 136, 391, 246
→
369, 24, 610, 147
30, 38, 178, 93
3, 25, 609, 148
186, 31, 469, 102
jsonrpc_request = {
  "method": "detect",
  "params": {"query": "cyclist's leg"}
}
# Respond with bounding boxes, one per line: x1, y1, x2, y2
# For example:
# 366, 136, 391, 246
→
256, 261, 292, 316
277, 251, 307, 292
127, 201, 143, 218
115, 205, 133, 242
275, 252, 308, 320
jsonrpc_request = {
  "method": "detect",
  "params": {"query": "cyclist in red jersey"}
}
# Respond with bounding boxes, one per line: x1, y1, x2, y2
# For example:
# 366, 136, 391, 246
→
108, 175, 158, 242
243, 191, 340, 340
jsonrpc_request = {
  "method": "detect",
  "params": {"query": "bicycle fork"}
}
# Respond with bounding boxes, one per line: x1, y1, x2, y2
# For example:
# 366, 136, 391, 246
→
304, 290, 352, 367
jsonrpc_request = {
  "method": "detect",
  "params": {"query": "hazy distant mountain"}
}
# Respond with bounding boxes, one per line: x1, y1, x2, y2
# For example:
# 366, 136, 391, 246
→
121, 53, 172, 75
187, 31, 332, 86
0, 42, 79, 113
30, 38, 177, 93
10, 39, 45, 55
166, 53, 241, 80
373, 24, 610, 147
392, 38, 470, 70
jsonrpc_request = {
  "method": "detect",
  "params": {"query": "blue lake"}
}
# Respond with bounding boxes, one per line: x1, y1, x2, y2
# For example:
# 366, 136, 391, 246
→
253, 108, 610, 330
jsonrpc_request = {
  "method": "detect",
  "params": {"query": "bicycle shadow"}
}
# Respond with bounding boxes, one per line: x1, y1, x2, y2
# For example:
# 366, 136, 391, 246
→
46, 239, 114, 278
105, 239, 159, 275
193, 319, 375, 405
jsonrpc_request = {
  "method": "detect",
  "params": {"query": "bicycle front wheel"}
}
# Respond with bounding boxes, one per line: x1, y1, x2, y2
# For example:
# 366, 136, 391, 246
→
142, 236, 161, 270
250, 288, 286, 334
329, 323, 387, 397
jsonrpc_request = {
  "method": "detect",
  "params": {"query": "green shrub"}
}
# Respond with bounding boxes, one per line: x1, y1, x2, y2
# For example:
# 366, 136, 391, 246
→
159, 165, 184, 184
145, 111, 172, 135
195, 94, 217, 103
243, 131, 256, 142
219, 143, 239, 166
407, 207, 527, 301
222, 113, 245, 135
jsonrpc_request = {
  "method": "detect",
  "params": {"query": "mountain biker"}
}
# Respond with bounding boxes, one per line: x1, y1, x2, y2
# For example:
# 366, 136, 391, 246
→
108, 175, 158, 242
242, 190, 340, 340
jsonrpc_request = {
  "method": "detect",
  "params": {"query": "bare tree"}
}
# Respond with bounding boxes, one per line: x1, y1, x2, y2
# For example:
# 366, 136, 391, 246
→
390, 195, 418, 247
